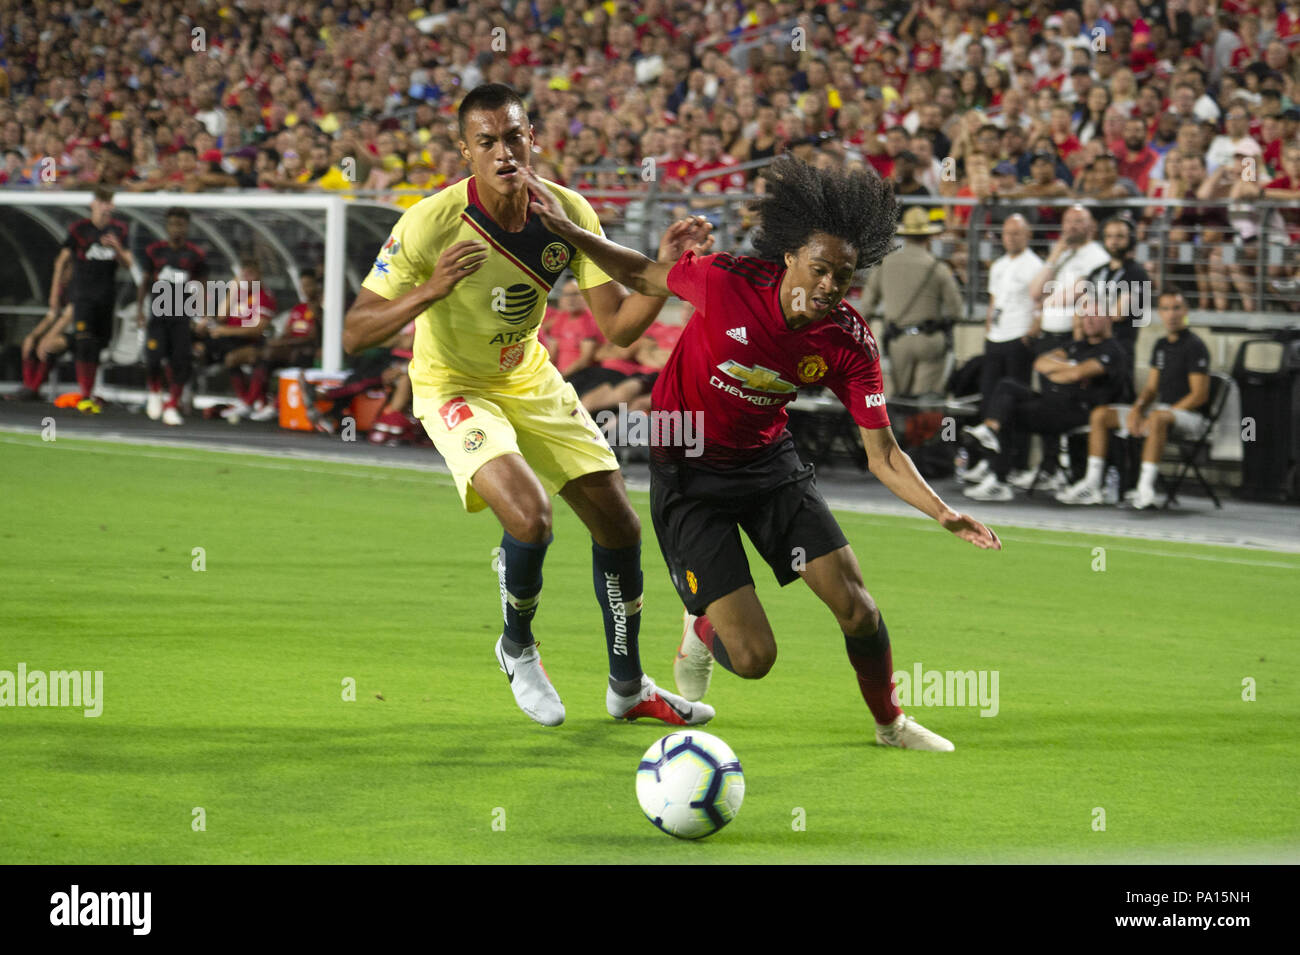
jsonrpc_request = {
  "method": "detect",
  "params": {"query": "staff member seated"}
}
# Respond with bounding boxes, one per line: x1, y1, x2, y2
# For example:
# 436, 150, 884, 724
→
962, 300, 1131, 502
1057, 288, 1210, 510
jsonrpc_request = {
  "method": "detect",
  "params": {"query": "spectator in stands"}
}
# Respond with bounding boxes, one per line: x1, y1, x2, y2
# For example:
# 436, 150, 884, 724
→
1028, 205, 1109, 354
1075, 152, 1141, 223
541, 279, 601, 382
1206, 103, 1263, 171
859, 206, 962, 397
1195, 151, 1261, 311
963, 297, 1131, 502
1058, 289, 1210, 510
981, 214, 1042, 418
1116, 117, 1160, 194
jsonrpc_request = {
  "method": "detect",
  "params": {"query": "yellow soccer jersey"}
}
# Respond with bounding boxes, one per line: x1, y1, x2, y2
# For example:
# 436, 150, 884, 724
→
362, 175, 613, 396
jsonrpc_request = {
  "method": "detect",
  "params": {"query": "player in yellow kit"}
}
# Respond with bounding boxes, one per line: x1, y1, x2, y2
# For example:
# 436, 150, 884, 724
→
345, 83, 715, 728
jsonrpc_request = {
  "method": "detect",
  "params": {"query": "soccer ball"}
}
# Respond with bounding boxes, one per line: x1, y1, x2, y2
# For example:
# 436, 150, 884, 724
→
636, 731, 745, 839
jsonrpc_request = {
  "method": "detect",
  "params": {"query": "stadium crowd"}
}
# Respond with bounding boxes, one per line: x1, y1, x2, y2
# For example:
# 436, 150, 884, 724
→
3, 0, 1298, 501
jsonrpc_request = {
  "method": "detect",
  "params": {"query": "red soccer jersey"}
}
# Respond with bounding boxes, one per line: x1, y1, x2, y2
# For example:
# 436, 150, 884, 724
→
285, 302, 319, 339
225, 286, 277, 328
692, 156, 746, 192
654, 251, 890, 466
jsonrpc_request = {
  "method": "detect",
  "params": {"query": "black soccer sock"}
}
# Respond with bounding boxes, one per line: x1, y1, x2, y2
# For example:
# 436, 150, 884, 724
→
498, 531, 550, 657
592, 540, 644, 687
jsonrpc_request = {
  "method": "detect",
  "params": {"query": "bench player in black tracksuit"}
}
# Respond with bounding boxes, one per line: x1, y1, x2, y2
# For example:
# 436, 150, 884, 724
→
1058, 288, 1211, 509
137, 207, 207, 425
49, 188, 135, 413
962, 300, 1132, 501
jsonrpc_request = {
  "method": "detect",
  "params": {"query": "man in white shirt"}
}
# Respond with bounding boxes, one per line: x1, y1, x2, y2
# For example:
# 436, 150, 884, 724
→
983, 214, 1043, 413
960, 214, 1044, 485
1204, 103, 1262, 172
1028, 205, 1110, 354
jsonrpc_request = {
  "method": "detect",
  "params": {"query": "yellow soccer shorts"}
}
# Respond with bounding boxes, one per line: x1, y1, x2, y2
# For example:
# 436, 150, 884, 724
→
412, 363, 619, 512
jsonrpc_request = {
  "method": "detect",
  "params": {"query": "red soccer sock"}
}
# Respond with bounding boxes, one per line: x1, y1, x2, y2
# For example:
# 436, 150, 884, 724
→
228, 369, 249, 403
692, 614, 739, 675
845, 619, 902, 725
22, 356, 37, 390
247, 365, 269, 405
168, 382, 184, 407
33, 359, 51, 390
147, 375, 163, 392
75, 360, 97, 398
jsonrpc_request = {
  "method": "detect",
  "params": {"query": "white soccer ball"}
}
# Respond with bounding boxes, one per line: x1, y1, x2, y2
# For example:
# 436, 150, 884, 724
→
636, 731, 745, 839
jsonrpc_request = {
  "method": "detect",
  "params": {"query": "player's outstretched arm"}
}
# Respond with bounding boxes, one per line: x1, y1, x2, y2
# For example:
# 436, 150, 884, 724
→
343, 240, 487, 353
522, 166, 673, 297
860, 425, 1002, 551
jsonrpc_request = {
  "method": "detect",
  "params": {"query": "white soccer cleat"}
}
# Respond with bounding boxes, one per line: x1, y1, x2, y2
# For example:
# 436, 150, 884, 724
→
609, 673, 715, 726
963, 474, 1013, 501
673, 611, 713, 702
249, 400, 278, 422
1055, 479, 1104, 505
957, 458, 991, 484
1131, 485, 1159, 510
494, 635, 565, 727
1007, 468, 1067, 492
161, 404, 183, 426
875, 713, 955, 752
962, 423, 1001, 454
221, 401, 249, 423
145, 392, 164, 421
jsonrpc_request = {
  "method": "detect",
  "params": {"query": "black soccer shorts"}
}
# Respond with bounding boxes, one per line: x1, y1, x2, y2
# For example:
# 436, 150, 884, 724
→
71, 297, 116, 351
649, 435, 849, 616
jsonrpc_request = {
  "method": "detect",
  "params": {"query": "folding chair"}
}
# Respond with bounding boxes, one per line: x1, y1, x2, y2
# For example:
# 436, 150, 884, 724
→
1161, 371, 1232, 509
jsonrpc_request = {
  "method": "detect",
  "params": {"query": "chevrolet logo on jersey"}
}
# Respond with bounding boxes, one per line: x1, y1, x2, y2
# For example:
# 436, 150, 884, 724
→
716, 360, 797, 394
497, 283, 539, 325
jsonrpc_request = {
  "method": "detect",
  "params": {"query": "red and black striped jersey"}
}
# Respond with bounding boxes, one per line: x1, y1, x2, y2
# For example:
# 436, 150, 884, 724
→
653, 250, 889, 467
143, 240, 207, 286
63, 217, 129, 302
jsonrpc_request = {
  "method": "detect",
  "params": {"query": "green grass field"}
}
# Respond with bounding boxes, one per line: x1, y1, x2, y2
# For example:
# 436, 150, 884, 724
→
2, 431, 1297, 864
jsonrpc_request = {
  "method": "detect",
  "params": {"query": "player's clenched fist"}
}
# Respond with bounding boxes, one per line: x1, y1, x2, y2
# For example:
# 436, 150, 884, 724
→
422, 239, 488, 300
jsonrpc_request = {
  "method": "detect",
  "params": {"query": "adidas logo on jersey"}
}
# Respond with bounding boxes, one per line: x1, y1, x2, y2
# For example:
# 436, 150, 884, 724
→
726, 326, 748, 345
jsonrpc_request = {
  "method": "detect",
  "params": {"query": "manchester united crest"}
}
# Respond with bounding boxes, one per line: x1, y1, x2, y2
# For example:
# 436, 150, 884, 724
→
796, 354, 828, 384
541, 242, 570, 273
